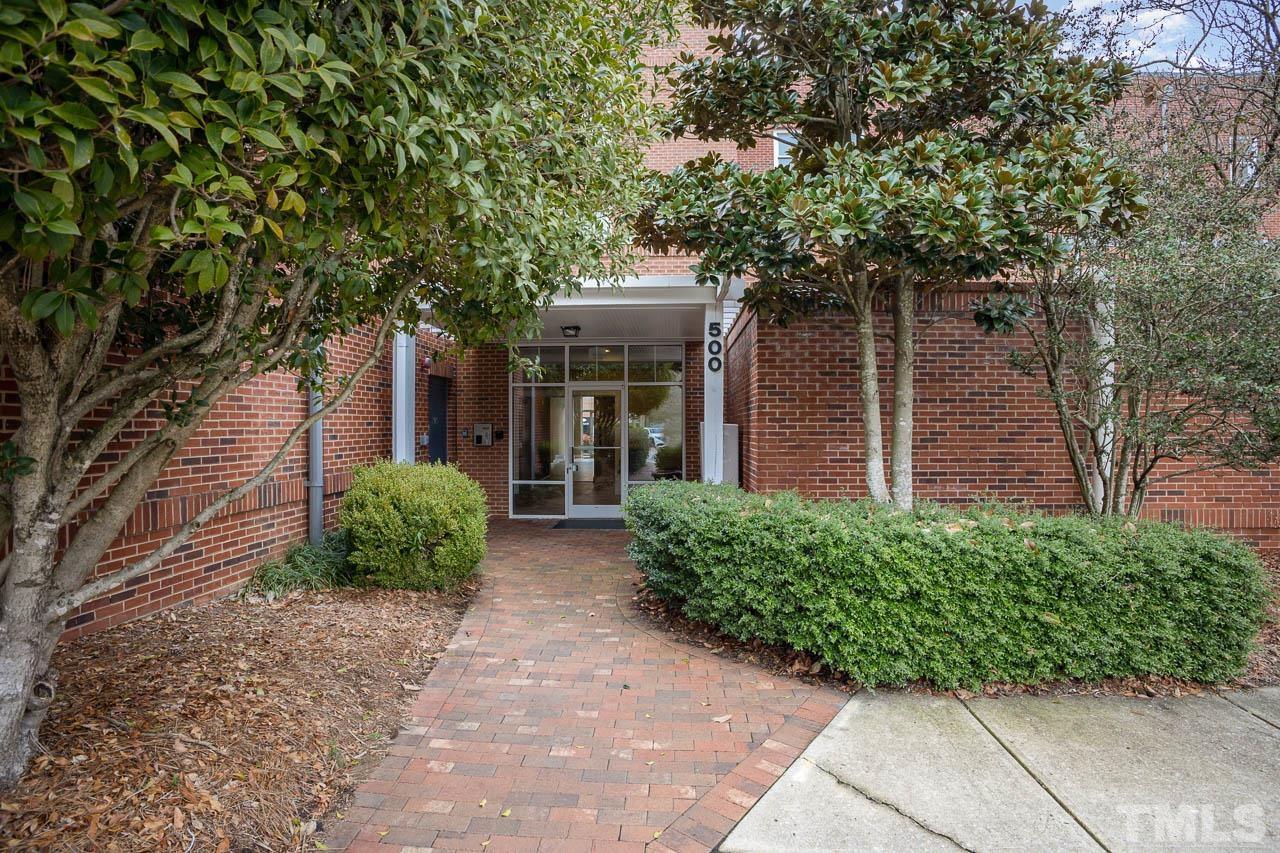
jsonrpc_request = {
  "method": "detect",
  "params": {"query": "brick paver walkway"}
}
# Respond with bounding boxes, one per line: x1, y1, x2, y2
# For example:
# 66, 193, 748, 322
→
324, 521, 846, 852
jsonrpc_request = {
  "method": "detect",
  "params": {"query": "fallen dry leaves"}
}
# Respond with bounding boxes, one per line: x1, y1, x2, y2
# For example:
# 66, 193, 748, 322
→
628, 583, 858, 693
1, 584, 473, 851
1234, 552, 1280, 690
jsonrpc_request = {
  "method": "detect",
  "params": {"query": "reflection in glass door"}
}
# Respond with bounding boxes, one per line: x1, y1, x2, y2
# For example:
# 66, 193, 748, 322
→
569, 388, 623, 516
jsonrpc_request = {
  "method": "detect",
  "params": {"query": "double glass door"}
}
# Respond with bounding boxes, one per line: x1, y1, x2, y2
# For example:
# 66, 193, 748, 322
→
569, 387, 623, 517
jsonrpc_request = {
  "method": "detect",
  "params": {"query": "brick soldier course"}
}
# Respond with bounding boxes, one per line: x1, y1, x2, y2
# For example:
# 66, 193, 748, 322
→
322, 522, 845, 852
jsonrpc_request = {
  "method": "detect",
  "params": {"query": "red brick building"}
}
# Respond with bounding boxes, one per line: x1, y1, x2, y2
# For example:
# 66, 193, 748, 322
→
5, 24, 1275, 641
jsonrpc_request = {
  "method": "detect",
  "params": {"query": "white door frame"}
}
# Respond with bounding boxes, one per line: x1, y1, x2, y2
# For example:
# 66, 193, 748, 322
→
565, 381, 626, 519
507, 339, 694, 520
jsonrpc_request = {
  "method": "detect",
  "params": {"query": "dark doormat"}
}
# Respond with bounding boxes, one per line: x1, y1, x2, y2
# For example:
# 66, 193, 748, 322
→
551, 518, 627, 530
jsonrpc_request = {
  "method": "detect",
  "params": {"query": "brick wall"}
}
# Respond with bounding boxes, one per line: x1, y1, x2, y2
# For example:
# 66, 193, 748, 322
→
454, 344, 511, 514
724, 290, 1280, 550
13, 18, 1276, 641
82, 327, 400, 639
725, 311, 759, 491
0, 323, 467, 639
634, 24, 774, 280
683, 341, 704, 480
319, 327, 394, 528
414, 331, 461, 466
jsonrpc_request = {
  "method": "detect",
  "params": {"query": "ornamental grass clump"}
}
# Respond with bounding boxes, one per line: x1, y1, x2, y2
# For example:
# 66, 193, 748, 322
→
341, 462, 487, 591
624, 481, 1268, 689
250, 530, 354, 596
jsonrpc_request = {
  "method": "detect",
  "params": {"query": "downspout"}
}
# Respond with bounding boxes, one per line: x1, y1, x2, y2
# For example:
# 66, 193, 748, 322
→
308, 361, 325, 546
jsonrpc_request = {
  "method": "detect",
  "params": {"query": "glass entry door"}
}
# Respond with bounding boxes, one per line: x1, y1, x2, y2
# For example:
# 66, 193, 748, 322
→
569, 387, 623, 517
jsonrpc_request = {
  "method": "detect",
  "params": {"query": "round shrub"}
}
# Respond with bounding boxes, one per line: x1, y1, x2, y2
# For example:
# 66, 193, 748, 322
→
623, 481, 1269, 689
341, 462, 487, 590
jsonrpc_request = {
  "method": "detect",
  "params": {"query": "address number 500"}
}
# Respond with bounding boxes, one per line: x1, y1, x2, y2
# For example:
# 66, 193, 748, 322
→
707, 321, 722, 372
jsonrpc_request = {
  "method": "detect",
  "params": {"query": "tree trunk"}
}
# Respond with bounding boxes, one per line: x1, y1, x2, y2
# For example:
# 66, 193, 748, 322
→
0, 607, 60, 788
854, 290, 891, 504
1032, 277, 1103, 515
0, 280, 409, 786
1087, 288, 1118, 515
0, 360, 63, 787
889, 272, 915, 510
1127, 478, 1148, 519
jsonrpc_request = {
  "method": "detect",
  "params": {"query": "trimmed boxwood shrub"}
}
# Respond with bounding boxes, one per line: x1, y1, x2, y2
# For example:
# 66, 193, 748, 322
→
341, 462, 487, 590
623, 481, 1269, 688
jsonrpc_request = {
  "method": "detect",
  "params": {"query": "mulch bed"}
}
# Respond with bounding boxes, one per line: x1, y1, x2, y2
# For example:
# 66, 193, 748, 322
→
1, 584, 473, 851
628, 551, 1280, 701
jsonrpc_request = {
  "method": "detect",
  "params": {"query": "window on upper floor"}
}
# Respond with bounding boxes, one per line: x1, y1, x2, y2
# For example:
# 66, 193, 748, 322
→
1231, 137, 1259, 186
774, 130, 799, 167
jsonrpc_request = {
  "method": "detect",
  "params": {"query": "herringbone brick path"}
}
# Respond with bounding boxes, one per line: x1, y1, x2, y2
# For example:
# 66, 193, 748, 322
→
323, 521, 845, 852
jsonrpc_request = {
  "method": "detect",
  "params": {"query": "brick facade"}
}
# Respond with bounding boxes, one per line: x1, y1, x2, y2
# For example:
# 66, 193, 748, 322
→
722, 290, 1280, 551
413, 331, 461, 469
683, 340, 705, 480
453, 344, 512, 514
0, 323, 460, 640
6, 20, 1274, 644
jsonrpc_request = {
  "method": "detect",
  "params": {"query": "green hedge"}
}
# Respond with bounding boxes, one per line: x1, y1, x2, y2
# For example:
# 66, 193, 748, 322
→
341, 462, 487, 590
623, 481, 1269, 688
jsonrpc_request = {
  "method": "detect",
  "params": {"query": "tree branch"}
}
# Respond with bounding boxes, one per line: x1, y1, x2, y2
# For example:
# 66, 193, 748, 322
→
45, 280, 414, 621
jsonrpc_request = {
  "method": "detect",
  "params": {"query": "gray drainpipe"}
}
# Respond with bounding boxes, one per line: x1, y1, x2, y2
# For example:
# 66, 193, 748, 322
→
307, 370, 325, 546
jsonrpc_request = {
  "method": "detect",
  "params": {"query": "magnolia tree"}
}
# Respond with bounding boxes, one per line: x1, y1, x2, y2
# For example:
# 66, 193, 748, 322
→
638, 0, 1144, 510
0, 0, 670, 783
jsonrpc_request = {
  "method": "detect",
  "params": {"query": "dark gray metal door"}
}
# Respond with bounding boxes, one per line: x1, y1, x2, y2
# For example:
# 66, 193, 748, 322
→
427, 375, 449, 463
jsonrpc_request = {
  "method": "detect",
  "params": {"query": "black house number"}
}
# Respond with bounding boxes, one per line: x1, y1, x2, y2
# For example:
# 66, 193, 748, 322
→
707, 321, 722, 372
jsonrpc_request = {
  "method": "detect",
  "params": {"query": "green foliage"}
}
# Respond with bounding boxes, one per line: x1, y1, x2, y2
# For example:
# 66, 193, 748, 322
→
635, 0, 1145, 509
1, 0, 672, 359
975, 125, 1280, 516
624, 481, 1269, 688
341, 462, 486, 591
0, 0, 672, 782
628, 424, 652, 474
655, 443, 682, 475
638, 0, 1146, 307
0, 441, 36, 483
250, 529, 353, 595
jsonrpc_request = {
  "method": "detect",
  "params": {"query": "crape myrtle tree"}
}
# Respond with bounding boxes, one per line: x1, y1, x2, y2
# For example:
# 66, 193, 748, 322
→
976, 121, 1280, 517
972, 0, 1280, 517
1066, 0, 1280, 197
637, 0, 1145, 509
0, 0, 671, 783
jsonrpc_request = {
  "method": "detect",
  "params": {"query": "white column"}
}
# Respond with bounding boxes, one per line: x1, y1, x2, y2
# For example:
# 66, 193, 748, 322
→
391, 331, 416, 463
701, 301, 725, 483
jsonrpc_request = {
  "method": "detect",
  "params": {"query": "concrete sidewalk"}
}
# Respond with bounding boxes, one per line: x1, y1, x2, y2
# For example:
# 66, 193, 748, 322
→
722, 687, 1280, 852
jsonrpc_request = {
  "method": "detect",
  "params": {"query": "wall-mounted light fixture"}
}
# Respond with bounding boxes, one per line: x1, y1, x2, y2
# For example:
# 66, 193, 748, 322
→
561, 325, 581, 338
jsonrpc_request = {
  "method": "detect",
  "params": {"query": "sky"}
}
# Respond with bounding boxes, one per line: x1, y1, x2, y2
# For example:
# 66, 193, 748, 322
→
1045, 0, 1208, 67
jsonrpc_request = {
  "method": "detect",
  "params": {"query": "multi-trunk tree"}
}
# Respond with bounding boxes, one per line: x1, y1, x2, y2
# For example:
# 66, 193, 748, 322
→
0, 0, 670, 784
975, 1, 1280, 517
638, 0, 1145, 509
